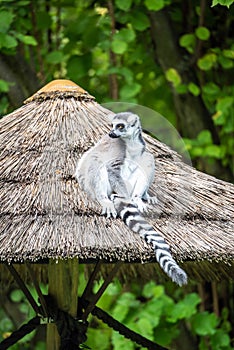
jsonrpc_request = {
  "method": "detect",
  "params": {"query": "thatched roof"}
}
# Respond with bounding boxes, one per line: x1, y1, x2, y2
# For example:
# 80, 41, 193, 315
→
0, 79, 234, 282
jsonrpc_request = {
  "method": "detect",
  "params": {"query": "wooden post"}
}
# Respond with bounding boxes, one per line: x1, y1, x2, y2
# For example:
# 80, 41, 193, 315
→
46, 258, 79, 350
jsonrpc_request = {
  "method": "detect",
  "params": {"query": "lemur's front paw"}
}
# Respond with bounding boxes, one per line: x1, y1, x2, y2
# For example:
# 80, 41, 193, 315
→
100, 199, 117, 218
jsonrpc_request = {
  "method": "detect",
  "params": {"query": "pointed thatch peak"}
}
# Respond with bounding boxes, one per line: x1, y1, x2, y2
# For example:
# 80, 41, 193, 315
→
36, 79, 86, 93
24, 79, 95, 103
0, 79, 234, 282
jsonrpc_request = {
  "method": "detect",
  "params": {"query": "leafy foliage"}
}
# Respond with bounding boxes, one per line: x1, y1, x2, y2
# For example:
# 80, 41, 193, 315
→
0, 0, 233, 179
86, 280, 233, 349
1, 278, 233, 350
212, 0, 234, 8
0, 1, 233, 349
0, 286, 47, 349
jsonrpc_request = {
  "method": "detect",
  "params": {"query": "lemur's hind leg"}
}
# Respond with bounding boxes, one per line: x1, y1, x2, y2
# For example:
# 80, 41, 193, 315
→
94, 165, 117, 218
107, 162, 130, 199
126, 156, 157, 211
94, 162, 129, 218
142, 191, 158, 204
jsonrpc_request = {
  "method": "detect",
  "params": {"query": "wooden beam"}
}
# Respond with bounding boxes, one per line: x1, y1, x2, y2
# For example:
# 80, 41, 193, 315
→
46, 258, 79, 349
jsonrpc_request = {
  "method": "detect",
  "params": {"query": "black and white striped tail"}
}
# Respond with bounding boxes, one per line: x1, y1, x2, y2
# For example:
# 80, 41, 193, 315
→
114, 199, 187, 286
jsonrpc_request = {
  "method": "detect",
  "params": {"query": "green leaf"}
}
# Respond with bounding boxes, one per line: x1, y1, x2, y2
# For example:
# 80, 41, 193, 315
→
190, 147, 204, 157
120, 67, 134, 83
82, 25, 102, 48
191, 312, 218, 336
202, 82, 221, 96
10, 289, 24, 303
222, 49, 234, 59
154, 325, 179, 346
111, 39, 128, 54
0, 79, 10, 92
112, 292, 139, 322
212, 0, 234, 8
141, 300, 163, 328
0, 317, 14, 334
109, 67, 134, 84
213, 97, 234, 131
0, 96, 9, 115
188, 82, 200, 96
115, 0, 132, 11
111, 332, 134, 350
20, 302, 30, 314
204, 145, 222, 158
17, 0, 31, 5
210, 330, 230, 349
195, 26, 210, 40
113, 28, 136, 43
183, 138, 193, 151
67, 54, 92, 79
112, 303, 129, 322
131, 12, 150, 31
197, 53, 217, 70
46, 51, 64, 64
143, 282, 164, 298
175, 84, 188, 94
216, 96, 233, 113
0, 33, 17, 48
116, 292, 140, 308
167, 293, 200, 323
120, 82, 141, 98
144, 0, 165, 11
136, 318, 153, 339
16, 34, 37, 46
87, 328, 111, 350
179, 33, 196, 53
218, 55, 233, 69
165, 68, 182, 87
212, 110, 225, 125
223, 113, 234, 133
197, 130, 213, 145
0, 11, 14, 33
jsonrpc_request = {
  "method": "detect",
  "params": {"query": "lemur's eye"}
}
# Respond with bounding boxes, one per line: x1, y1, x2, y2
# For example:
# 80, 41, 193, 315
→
116, 123, 125, 130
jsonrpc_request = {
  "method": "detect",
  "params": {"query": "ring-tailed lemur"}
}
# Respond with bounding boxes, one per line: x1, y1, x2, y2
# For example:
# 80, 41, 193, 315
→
76, 112, 187, 286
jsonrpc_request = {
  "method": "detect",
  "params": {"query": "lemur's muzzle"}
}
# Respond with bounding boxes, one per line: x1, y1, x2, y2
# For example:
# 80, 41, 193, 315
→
109, 131, 120, 138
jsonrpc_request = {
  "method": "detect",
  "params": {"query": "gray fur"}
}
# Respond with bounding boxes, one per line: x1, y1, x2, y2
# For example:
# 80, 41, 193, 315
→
76, 112, 187, 286
76, 112, 156, 216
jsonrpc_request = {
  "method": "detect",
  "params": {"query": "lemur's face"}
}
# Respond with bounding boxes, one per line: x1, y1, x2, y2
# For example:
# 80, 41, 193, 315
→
109, 113, 140, 139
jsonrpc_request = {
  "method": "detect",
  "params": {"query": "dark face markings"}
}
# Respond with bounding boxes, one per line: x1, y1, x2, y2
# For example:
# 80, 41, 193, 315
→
116, 123, 125, 130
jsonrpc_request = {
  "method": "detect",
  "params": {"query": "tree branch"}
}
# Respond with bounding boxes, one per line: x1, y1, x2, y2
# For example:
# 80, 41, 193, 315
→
148, 10, 233, 180
0, 56, 27, 108
191, 0, 207, 65
107, 0, 119, 100
149, 10, 217, 140
0, 52, 40, 108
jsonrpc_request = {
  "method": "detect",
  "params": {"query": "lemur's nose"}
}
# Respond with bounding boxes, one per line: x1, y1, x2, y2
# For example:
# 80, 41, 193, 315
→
109, 131, 119, 138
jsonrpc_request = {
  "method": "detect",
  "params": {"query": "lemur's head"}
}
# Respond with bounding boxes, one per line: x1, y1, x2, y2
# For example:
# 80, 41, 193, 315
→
109, 112, 141, 139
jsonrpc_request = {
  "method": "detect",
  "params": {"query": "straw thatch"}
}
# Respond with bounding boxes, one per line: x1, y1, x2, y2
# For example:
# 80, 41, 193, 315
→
0, 79, 234, 282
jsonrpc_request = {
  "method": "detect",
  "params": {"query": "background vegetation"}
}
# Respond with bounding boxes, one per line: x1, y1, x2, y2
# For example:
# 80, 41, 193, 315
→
0, 0, 233, 349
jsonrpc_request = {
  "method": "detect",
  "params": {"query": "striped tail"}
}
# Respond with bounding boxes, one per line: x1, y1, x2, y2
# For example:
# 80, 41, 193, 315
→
114, 198, 187, 286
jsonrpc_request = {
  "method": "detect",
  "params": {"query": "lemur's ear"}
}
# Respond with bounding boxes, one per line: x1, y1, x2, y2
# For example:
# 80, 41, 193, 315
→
127, 113, 139, 125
